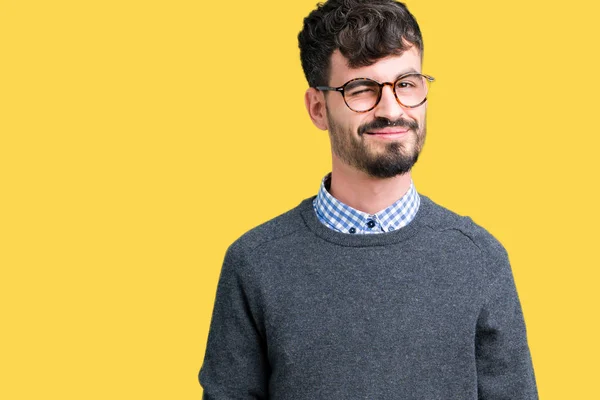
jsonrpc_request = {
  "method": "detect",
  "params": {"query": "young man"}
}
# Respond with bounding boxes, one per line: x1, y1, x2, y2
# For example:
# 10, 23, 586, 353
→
199, 1, 538, 399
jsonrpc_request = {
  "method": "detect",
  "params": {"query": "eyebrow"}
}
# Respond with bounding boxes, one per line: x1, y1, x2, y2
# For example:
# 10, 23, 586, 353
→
339, 68, 422, 87
394, 68, 420, 80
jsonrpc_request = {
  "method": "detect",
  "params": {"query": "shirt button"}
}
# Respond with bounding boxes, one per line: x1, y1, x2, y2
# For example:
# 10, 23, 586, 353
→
366, 220, 376, 229
349, 227, 356, 234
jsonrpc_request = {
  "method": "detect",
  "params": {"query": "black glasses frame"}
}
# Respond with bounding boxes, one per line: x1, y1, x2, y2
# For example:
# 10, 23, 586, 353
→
315, 73, 435, 113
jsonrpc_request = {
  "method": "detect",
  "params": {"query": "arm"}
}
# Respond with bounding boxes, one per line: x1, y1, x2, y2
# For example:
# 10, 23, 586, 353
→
199, 242, 270, 399
475, 248, 538, 399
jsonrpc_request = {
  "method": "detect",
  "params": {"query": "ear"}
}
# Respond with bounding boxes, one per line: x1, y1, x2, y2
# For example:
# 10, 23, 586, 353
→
304, 88, 328, 131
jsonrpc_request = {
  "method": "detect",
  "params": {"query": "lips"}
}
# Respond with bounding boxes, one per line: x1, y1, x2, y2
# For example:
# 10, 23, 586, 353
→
366, 128, 409, 135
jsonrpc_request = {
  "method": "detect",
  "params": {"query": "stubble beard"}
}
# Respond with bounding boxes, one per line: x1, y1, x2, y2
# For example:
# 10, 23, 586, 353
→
326, 112, 427, 179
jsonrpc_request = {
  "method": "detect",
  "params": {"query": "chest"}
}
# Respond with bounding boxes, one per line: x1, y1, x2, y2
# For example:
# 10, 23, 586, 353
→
260, 246, 484, 374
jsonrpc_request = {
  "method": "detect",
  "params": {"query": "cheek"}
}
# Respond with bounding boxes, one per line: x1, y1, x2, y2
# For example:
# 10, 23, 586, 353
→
352, 114, 376, 134
332, 110, 365, 135
406, 109, 425, 126
415, 106, 427, 120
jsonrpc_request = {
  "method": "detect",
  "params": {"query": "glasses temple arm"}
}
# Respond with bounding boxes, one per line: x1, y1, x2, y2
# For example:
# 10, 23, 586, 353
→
315, 86, 344, 92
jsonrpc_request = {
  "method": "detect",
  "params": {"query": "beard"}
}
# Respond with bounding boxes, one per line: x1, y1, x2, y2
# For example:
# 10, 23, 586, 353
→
326, 111, 427, 178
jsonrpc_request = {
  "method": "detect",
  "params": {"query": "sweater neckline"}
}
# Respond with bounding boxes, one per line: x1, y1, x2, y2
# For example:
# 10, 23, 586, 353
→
299, 192, 433, 247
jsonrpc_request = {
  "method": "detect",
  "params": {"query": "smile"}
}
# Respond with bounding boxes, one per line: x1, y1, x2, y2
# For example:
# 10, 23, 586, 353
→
365, 129, 409, 139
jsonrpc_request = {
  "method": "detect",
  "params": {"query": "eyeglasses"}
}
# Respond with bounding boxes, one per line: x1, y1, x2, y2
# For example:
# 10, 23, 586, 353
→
315, 73, 435, 113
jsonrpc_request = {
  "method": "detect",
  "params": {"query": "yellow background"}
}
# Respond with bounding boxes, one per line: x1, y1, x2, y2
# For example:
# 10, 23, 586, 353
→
1, 0, 599, 398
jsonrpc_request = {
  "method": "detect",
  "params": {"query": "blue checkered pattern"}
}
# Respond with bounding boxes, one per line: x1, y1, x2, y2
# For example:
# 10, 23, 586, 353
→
312, 173, 420, 234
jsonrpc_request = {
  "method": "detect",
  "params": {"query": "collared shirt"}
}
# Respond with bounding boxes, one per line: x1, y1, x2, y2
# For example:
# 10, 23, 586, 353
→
312, 172, 420, 234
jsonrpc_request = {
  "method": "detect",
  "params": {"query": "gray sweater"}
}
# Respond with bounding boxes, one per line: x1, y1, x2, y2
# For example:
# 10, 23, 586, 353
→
199, 194, 538, 399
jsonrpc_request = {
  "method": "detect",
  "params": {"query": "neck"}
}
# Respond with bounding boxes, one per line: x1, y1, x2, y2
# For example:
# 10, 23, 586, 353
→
329, 156, 413, 215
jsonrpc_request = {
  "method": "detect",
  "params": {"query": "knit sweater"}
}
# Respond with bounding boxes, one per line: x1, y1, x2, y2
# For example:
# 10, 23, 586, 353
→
199, 194, 538, 399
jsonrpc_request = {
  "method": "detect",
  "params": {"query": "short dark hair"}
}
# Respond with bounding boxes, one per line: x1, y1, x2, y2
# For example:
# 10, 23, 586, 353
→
298, 0, 424, 88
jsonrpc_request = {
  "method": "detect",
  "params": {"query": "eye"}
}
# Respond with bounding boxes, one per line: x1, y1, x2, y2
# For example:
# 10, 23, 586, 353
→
344, 80, 379, 97
397, 81, 416, 88
348, 87, 376, 96
396, 75, 423, 91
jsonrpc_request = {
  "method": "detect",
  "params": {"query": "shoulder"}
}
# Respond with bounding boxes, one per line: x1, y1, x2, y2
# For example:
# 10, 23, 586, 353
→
418, 193, 509, 266
226, 197, 311, 258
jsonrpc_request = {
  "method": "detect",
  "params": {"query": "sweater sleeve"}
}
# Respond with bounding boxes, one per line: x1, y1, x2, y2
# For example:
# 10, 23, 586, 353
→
475, 247, 538, 399
199, 242, 270, 399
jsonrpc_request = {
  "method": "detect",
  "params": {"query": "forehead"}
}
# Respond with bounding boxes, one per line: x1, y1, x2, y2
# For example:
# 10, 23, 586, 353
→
329, 47, 422, 85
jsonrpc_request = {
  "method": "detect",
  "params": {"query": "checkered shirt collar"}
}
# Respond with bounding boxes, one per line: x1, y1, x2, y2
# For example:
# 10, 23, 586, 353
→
312, 172, 420, 234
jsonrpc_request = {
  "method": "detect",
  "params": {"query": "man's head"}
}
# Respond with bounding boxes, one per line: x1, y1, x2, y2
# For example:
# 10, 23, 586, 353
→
298, 0, 430, 179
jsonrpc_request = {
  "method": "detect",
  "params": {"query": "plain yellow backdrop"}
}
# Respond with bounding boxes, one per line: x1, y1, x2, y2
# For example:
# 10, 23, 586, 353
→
1, 0, 599, 398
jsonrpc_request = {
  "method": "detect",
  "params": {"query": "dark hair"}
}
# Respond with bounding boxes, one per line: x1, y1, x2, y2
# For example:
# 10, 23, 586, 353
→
298, 0, 423, 88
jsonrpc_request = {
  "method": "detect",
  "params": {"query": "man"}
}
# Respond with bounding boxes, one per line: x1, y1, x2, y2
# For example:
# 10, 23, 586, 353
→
199, 0, 538, 399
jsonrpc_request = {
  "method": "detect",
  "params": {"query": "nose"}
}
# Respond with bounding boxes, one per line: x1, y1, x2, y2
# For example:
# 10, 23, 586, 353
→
373, 82, 404, 121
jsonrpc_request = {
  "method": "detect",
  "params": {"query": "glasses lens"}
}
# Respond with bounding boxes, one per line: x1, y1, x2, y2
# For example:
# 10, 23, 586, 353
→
343, 79, 380, 112
395, 74, 429, 107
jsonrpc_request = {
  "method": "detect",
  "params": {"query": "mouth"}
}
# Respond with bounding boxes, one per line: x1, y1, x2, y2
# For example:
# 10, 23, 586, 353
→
365, 128, 410, 139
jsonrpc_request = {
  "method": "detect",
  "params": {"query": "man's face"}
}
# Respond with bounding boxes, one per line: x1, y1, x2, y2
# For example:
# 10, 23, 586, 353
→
324, 47, 427, 178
